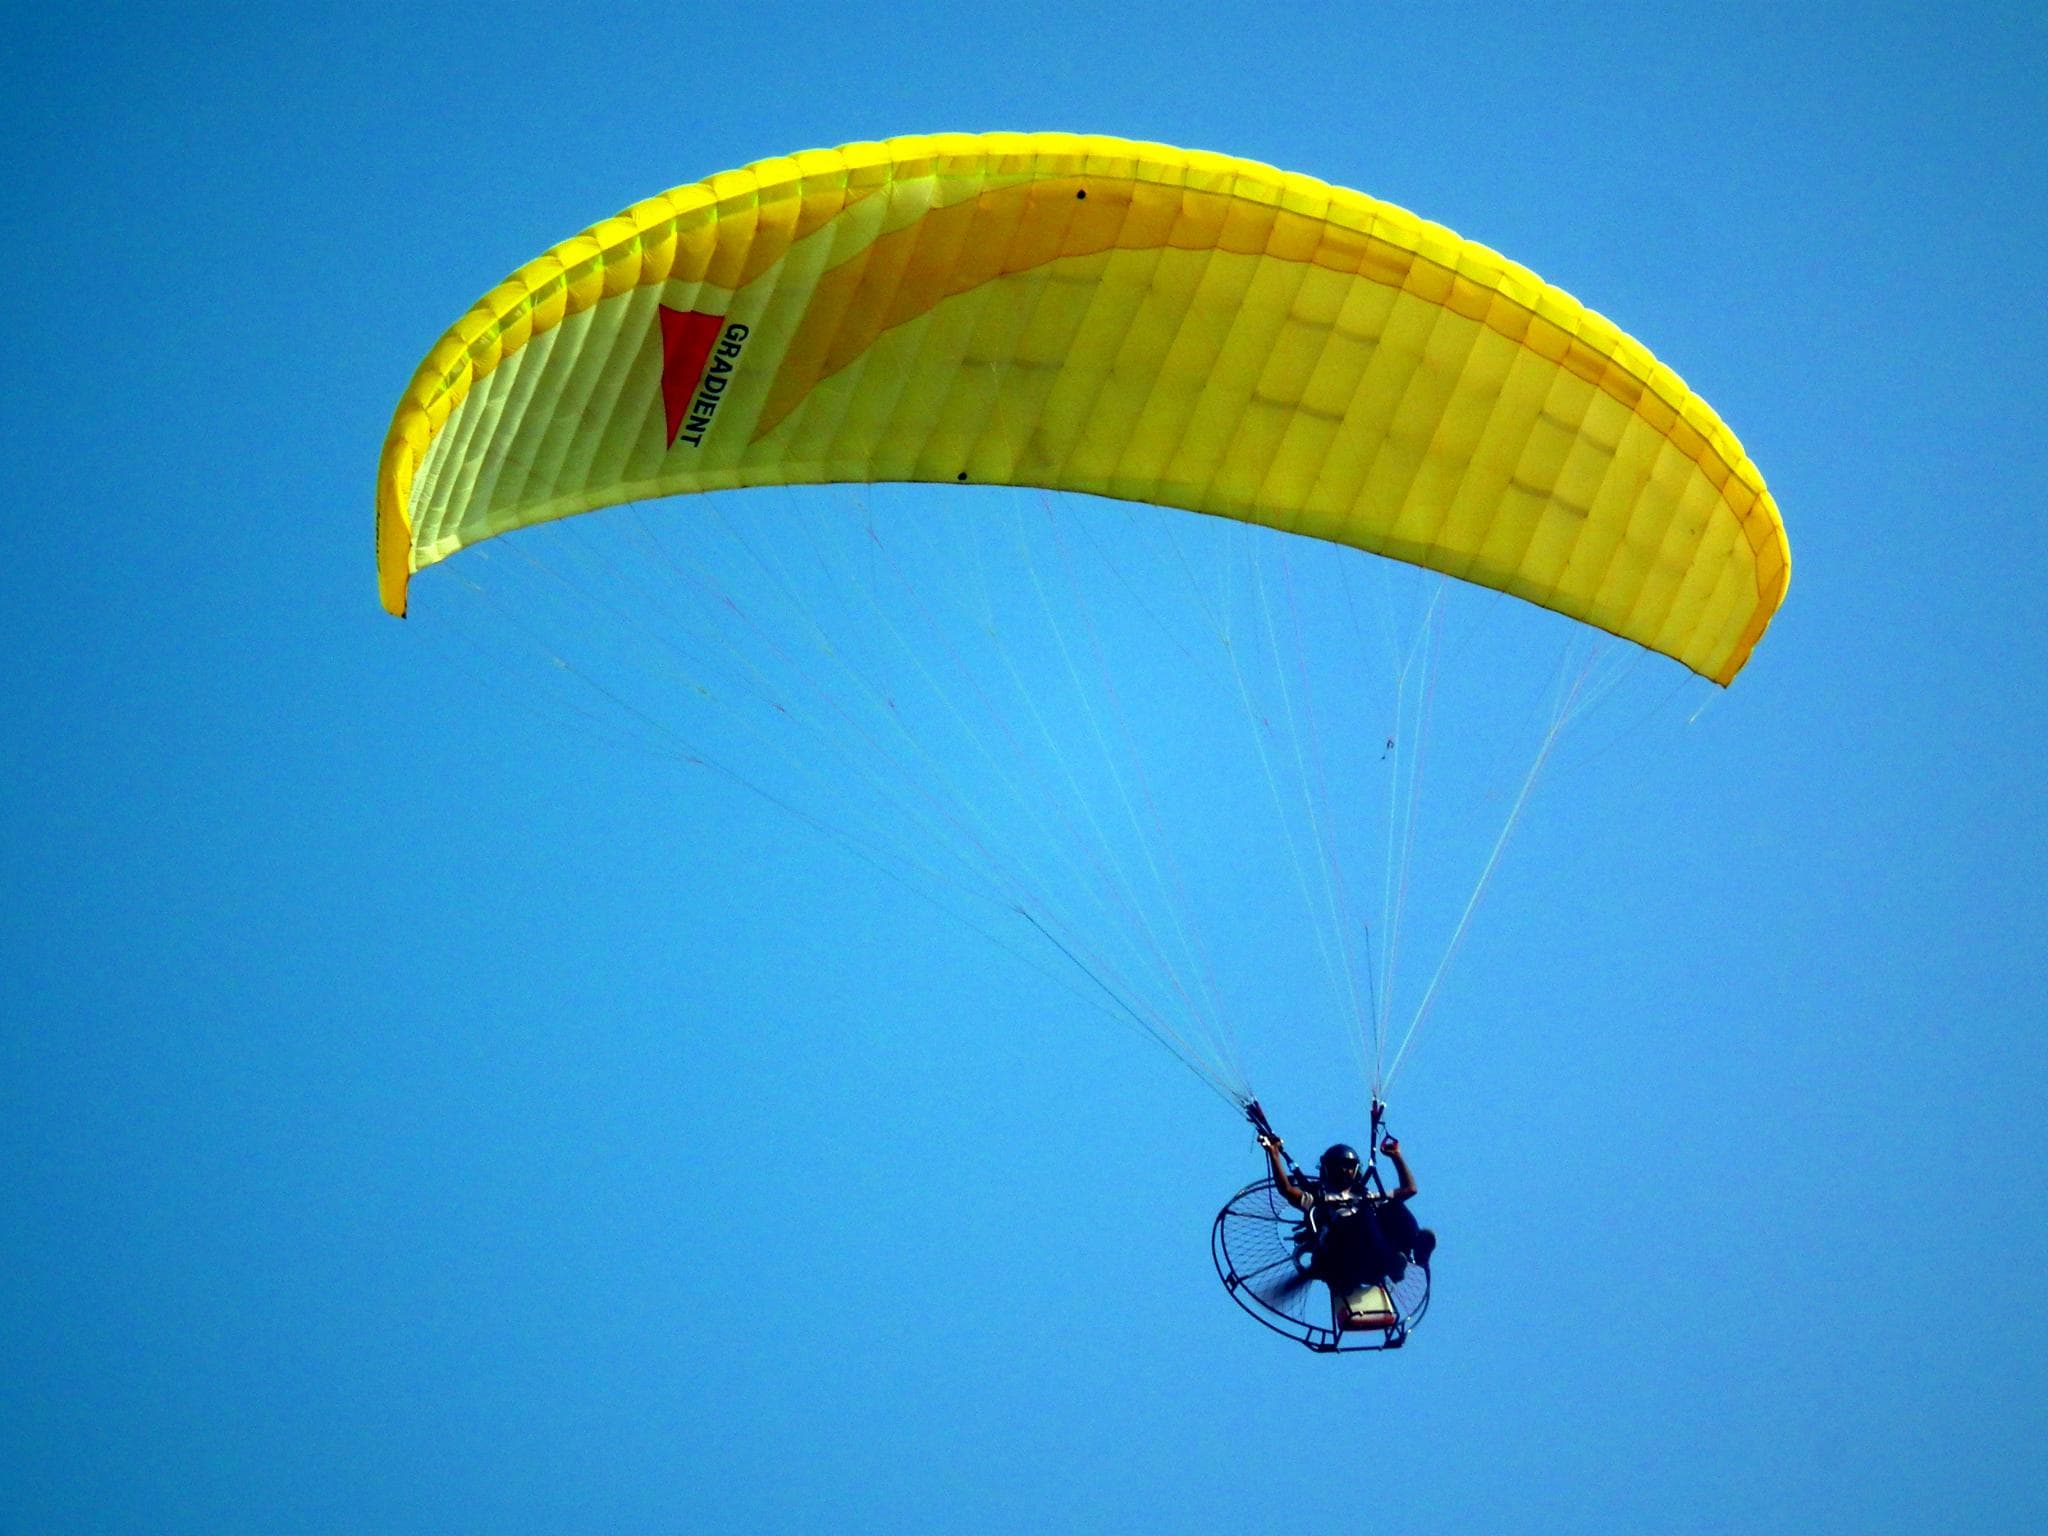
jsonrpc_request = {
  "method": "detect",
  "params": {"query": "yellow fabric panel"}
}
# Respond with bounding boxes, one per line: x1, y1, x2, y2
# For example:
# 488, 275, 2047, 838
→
377, 132, 1789, 683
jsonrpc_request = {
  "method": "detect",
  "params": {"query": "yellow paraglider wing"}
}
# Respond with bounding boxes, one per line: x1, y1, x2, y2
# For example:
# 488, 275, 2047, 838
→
377, 133, 1788, 683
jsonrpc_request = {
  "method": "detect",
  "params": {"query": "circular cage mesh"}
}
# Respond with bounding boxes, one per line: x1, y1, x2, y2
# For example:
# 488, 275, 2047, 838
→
1212, 1177, 1430, 1352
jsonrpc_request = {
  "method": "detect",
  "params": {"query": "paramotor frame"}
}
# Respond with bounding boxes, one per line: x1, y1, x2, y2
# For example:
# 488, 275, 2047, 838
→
1211, 1175, 1430, 1352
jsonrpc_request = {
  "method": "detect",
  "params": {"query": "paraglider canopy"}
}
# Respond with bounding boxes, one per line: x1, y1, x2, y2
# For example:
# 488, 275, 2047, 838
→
377, 133, 1788, 685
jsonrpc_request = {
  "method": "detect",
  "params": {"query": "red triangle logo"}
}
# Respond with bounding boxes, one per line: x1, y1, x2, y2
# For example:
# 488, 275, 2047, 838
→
658, 307, 726, 447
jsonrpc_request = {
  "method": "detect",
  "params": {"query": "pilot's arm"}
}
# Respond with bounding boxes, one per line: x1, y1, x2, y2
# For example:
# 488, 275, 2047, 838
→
1380, 1136, 1418, 1202
1260, 1134, 1313, 1211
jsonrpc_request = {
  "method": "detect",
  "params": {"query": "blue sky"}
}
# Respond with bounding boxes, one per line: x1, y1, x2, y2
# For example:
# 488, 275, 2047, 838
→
6, 2, 2047, 1531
